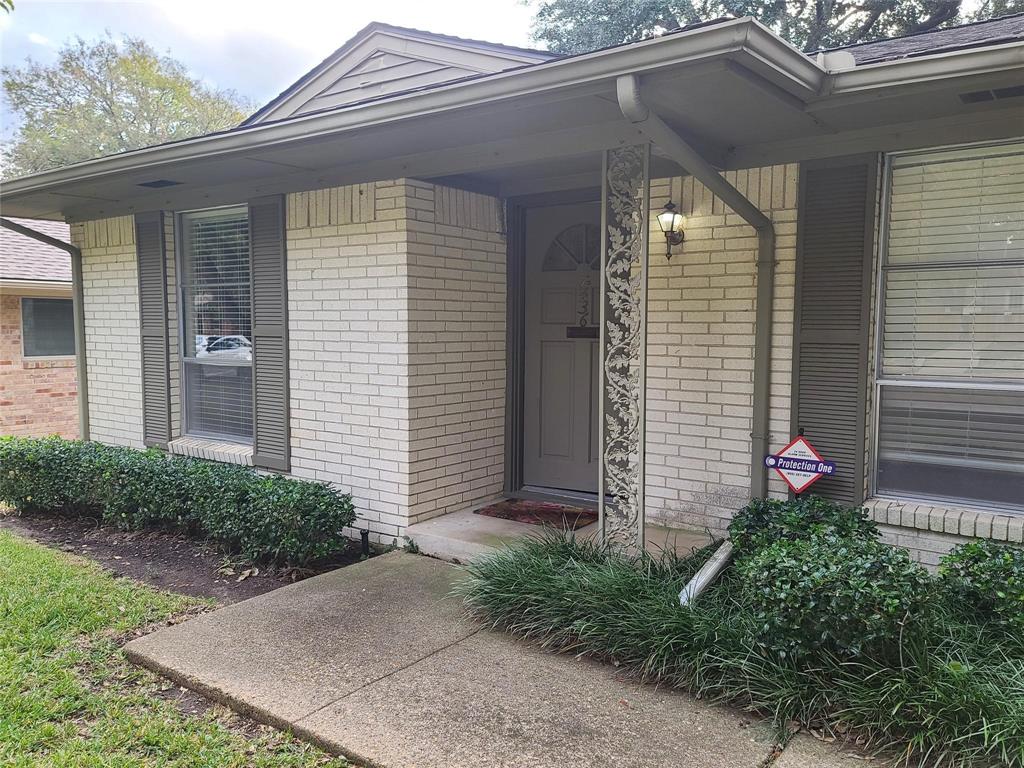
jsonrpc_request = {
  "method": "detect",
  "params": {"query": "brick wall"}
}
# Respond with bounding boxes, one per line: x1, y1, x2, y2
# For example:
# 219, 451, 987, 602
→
644, 165, 799, 536
286, 180, 505, 541
0, 293, 78, 438
405, 181, 506, 525
287, 181, 413, 541
71, 217, 144, 448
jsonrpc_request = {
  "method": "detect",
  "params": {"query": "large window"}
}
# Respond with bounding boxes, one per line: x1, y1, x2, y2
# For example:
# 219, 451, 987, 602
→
21, 297, 75, 357
875, 142, 1024, 511
179, 207, 253, 442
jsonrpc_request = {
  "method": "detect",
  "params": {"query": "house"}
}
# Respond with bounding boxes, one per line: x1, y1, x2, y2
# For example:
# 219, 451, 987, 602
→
1, 17, 1022, 563
0, 218, 79, 438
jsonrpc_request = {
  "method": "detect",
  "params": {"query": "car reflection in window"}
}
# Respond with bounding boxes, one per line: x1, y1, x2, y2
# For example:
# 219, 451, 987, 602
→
196, 335, 252, 362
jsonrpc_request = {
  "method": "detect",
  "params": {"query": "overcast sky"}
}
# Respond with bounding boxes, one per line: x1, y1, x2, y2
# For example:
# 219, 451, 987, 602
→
0, 0, 540, 109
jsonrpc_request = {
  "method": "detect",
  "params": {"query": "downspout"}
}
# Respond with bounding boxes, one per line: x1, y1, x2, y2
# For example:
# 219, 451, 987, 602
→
0, 217, 90, 441
615, 74, 775, 501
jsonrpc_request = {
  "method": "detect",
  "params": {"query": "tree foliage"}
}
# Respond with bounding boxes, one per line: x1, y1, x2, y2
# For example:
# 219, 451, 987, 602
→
2, 35, 252, 177
529, 0, 1013, 54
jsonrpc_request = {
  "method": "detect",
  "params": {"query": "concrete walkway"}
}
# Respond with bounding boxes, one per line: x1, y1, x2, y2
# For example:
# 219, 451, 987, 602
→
125, 552, 869, 768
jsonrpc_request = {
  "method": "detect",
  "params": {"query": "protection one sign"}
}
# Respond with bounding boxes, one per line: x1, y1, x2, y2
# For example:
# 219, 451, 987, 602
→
763, 436, 836, 494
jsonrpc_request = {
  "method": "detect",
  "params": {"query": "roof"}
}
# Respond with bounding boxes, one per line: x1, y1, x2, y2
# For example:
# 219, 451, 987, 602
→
3, 14, 1023, 222
243, 21, 557, 126
0, 218, 72, 283
820, 11, 1024, 64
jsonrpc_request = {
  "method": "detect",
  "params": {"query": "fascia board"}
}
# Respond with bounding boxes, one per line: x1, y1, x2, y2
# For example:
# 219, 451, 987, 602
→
822, 41, 1024, 98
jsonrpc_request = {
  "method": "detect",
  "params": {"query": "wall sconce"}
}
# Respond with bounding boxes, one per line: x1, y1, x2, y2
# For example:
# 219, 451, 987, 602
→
657, 200, 685, 260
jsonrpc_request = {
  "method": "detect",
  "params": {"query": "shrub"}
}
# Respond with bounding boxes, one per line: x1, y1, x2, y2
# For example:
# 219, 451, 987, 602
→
0, 436, 356, 566
940, 540, 1024, 632
737, 533, 933, 660
459, 531, 1024, 767
728, 495, 878, 557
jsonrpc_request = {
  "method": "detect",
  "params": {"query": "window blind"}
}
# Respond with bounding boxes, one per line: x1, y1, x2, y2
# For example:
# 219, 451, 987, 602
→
180, 206, 252, 442
877, 142, 1024, 511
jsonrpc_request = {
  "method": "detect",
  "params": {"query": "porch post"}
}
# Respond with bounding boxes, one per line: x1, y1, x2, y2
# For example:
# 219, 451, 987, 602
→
598, 143, 650, 552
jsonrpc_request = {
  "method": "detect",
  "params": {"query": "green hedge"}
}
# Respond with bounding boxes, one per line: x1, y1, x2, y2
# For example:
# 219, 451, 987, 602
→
0, 436, 355, 566
941, 540, 1024, 633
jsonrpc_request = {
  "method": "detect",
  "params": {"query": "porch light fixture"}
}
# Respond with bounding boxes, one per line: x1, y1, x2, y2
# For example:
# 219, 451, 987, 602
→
657, 200, 684, 259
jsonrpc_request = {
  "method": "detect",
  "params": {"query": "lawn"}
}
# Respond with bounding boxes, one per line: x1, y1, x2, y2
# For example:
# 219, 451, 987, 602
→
0, 529, 348, 767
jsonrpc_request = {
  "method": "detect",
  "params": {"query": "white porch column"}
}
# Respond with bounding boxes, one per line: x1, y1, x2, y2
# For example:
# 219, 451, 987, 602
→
598, 143, 651, 552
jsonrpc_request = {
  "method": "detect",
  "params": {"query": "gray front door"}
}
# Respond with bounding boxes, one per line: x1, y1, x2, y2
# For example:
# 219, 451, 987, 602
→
523, 203, 601, 493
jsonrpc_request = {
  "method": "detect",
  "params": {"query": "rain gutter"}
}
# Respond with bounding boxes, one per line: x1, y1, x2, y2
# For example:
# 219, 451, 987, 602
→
616, 74, 775, 501
0, 217, 89, 440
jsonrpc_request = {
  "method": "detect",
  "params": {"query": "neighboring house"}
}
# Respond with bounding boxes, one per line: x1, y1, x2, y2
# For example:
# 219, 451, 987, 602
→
0, 218, 78, 438
2, 17, 1022, 562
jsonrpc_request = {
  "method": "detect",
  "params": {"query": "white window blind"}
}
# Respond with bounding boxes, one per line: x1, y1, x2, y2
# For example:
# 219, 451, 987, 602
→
180, 207, 253, 442
877, 142, 1024, 512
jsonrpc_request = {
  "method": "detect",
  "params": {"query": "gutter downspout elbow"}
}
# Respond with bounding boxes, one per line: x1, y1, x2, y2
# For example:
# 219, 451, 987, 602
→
0, 217, 90, 441
615, 74, 775, 501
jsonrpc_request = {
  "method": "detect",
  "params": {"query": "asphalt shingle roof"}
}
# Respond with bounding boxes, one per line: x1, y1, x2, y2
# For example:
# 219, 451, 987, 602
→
822, 11, 1024, 64
0, 218, 72, 283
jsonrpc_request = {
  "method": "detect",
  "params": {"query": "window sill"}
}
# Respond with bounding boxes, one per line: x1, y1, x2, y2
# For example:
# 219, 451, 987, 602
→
864, 497, 1024, 544
22, 357, 76, 369
168, 436, 253, 467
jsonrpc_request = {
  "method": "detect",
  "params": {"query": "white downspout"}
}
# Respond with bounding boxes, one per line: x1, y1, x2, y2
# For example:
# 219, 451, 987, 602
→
615, 75, 776, 602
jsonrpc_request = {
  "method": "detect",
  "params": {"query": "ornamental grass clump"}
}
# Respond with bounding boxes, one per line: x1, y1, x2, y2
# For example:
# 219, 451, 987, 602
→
457, 497, 1024, 768
0, 436, 355, 567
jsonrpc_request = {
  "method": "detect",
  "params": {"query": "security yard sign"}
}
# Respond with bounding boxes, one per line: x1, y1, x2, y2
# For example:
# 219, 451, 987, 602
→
764, 436, 836, 494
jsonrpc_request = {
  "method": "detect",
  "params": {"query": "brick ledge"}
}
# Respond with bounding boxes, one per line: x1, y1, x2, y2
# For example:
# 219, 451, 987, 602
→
864, 497, 1023, 544
168, 436, 253, 467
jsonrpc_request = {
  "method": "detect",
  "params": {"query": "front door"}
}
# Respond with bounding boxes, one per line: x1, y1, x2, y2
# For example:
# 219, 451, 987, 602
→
523, 203, 601, 493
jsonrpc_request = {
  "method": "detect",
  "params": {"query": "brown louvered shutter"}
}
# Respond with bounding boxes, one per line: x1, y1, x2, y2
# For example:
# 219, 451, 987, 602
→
249, 195, 291, 471
792, 155, 879, 505
135, 211, 171, 448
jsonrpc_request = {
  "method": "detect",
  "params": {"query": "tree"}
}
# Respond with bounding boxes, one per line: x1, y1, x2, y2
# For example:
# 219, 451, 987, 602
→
529, 0, 981, 54
2, 35, 253, 177
968, 0, 1024, 19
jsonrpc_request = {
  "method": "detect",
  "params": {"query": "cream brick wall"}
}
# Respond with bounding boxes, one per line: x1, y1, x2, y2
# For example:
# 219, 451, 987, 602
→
644, 165, 799, 536
405, 181, 506, 525
71, 217, 144, 448
286, 181, 412, 541
287, 180, 505, 540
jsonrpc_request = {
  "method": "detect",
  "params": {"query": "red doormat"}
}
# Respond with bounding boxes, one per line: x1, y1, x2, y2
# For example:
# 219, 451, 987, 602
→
473, 499, 598, 530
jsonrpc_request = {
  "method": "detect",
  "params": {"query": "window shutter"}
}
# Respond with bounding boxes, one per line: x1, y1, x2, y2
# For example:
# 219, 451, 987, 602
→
249, 195, 291, 471
792, 155, 879, 505
135, 211, 171, 448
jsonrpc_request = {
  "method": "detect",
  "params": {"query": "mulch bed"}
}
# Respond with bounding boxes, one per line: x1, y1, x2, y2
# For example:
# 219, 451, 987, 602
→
473, 498, 598, 530
0, 512, 366, 604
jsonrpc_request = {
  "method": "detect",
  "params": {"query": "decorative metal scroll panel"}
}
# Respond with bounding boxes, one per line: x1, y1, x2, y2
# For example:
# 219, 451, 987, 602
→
598, 143, 650, 552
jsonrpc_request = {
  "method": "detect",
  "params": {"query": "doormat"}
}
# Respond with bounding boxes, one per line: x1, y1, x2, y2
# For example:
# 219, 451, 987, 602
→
473, 499, 598, 530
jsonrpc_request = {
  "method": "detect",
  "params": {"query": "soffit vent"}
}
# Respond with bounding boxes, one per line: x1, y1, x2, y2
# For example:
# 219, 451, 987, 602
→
137, 179, 183, 189
959, 85, 1024, 104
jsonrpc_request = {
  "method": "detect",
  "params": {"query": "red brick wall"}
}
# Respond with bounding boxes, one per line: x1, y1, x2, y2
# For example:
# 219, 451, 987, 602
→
0, 293, 78, 438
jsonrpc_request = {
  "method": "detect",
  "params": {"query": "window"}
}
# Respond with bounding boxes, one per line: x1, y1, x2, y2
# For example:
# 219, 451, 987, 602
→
875, 141, 1024, 511
179, 206, 253, 442
21, 298, 75, 357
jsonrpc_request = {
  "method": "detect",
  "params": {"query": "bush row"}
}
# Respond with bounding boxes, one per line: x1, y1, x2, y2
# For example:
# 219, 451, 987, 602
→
459, 496, 1024, 766
0, 436, 356, 566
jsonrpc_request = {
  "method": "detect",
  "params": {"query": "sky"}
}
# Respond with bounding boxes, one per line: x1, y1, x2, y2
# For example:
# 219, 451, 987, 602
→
0, 0, 539, 114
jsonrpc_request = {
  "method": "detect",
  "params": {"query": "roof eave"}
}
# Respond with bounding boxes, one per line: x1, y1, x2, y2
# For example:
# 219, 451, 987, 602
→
0, 18, 822, 207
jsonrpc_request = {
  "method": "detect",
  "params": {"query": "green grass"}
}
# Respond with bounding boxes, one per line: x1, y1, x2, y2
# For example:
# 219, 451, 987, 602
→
456, 532, 1024, 768
0, 529, 348, 767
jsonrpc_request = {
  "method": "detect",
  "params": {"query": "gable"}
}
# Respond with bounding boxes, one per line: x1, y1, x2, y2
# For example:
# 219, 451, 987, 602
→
246, 24, 555, 125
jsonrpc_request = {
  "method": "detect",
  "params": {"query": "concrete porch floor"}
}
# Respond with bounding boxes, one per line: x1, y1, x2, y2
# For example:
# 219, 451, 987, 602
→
405, 503, 715, 563
125, 552, 874, 768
